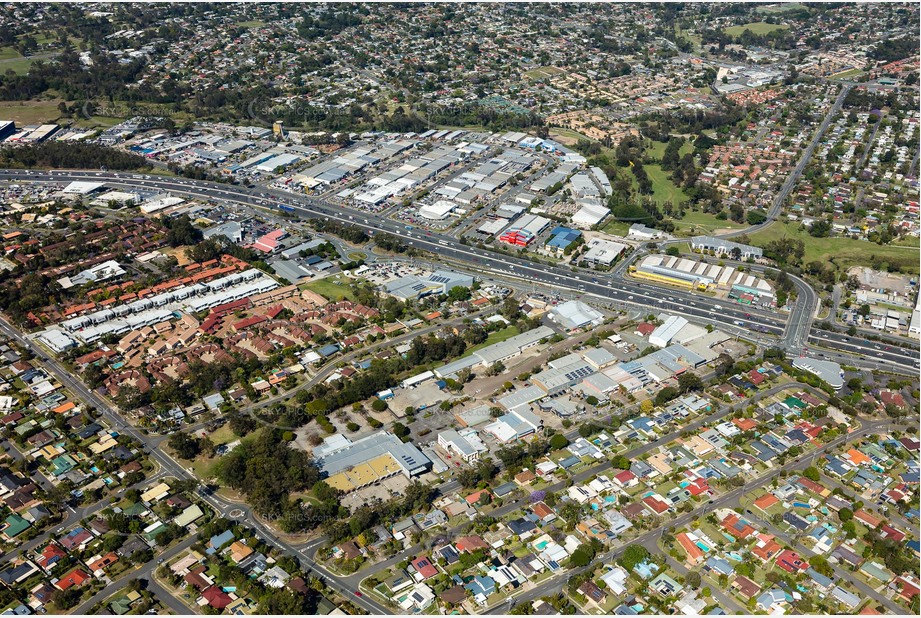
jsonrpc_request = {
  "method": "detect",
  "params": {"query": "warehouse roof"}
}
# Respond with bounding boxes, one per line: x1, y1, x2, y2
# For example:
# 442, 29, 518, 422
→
315, 431, 430, 478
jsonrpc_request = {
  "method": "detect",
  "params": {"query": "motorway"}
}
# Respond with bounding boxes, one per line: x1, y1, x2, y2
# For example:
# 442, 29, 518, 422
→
1, 169, 915, 376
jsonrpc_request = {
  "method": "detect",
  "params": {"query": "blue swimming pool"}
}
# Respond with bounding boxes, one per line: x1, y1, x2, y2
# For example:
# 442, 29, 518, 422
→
695, 541, 711, 552
792, 501, 810, 508
727, 552, 743, 561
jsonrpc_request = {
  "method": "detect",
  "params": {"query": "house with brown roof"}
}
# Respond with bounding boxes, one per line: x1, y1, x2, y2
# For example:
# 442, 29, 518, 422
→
732, 575, 762, 600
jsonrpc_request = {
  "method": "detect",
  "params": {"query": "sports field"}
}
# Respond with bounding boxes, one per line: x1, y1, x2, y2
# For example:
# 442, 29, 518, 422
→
748, 221, 920, 274
724, 22, 789, 36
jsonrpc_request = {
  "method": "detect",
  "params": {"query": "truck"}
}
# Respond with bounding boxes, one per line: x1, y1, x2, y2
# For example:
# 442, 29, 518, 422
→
278, 204, 295, 213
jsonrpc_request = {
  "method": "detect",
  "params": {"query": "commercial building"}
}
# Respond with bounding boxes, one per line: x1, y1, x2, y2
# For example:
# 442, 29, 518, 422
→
0, 120, 14, 141
792, 357, 844, 391
313, 431, 431, 493
484, 408, 543, 443
140, 195, 185, 214
548, 300, 604, 331
418, 200, 457, 221
581, 238, 628, 267
649, 316, 689, 348
437, 429, 487, 463
690, 236, 763, 260
384, 270, 474, 301
569, 173, 600, 198
434, 325, 554, 377
498, 214, 551, 246
203, 221, 243, 243
545, 227, 582, 254
531, 354, 596, 396
627, 223, 662, 240
633, 255, 774, 303
571, 202, 610, 228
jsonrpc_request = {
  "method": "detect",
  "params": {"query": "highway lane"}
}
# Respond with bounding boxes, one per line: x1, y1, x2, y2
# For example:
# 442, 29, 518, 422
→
5, 169, 916, 375
807, 331, 920, 369
0, 170, 790, 339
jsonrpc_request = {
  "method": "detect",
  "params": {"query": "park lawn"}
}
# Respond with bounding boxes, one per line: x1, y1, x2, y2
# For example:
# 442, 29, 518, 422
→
524, 65, 565, 79
672, 210, 745, 236
747, 221, 920, 274
299, 276, 360, 303
73, 115, 123, 129
645, 139, 693, 161
0, 47, 21, 60
646, 164, 690, 206
0, 57, 36, 75
549, 127, 592, 145
603, 220, 631, 236
236, 19, 266, 28
462, 326, 521, 357
0, 99, 64, 124
830, 68, 864, 80
724, 22, 790, 36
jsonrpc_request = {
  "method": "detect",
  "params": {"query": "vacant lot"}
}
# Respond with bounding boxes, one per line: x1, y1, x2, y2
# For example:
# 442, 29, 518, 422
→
548, 127, 591, 146
672, 210, 745, 236
524, 66, 565, 80
300, 276, 359, 303
462, 325, 520, 357
748, 221, 920, 274
0, 100, 64, 125
724, 22, 790, 36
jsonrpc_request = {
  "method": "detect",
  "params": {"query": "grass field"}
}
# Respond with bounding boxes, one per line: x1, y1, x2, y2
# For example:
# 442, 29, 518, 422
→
73, 115, 124, 129
748, 221, 920, 274
645, 139, 693, 161
0, 57, 36, 75
548, 127, 591, 146
207, 424, 237, 447
462, 325, 520, 357
300, 277, 360, 303
757, 3, 805, 13
236, 20, 266, 28
829, 68, 864, 80
602, 220, 631, 237
724, 22, 790, 36
672, 210, 745, 236
0, 47, 21, 60
524, 66, 565, 80
646, 164, 691, 206
0, 100, 63, 124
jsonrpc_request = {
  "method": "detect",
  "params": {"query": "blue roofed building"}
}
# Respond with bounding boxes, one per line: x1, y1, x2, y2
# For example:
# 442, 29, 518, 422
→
545, 226, 582, 254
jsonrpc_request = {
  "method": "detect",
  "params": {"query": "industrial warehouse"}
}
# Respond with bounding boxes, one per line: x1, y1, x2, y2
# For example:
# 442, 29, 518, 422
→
313, 431, 432, 493
632, 255, 775, 305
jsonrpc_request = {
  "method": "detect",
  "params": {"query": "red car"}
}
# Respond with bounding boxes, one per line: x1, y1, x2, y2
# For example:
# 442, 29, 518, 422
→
354, 592, 363, 597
